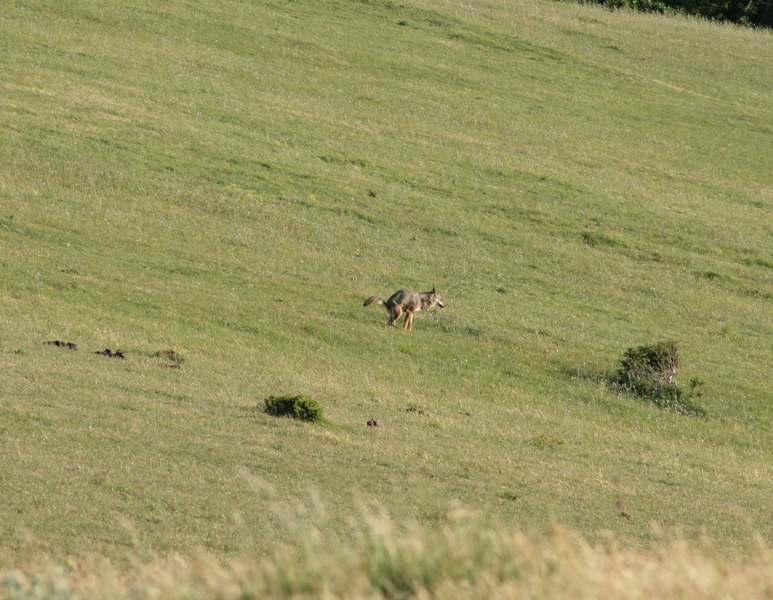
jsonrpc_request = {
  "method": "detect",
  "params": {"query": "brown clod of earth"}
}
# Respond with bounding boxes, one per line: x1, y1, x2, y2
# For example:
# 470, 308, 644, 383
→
156, 349, 184, 364
95, 348, 125, 359
406, 407, 425, 415
367, 420, 379, 427
45, 340, 77, 350
368, 189, 377, 197
619, 511, 632, 520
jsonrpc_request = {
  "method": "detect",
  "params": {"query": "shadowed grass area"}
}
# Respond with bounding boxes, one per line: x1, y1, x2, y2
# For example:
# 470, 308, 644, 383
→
1, 0, 773, 566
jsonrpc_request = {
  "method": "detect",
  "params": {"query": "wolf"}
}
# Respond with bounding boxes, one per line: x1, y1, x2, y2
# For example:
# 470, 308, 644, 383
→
363, 287, 445, 330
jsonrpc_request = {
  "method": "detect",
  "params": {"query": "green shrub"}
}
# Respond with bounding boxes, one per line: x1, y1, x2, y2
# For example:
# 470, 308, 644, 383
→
617, 340, 680, 385
264, 395, 323, 422
614, 342, 706, 416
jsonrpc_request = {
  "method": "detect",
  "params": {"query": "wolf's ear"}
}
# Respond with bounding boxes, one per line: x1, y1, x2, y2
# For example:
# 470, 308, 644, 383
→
431, 287, 436, 293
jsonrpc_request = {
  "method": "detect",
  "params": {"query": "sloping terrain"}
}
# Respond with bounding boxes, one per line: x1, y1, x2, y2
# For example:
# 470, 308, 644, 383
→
1, 0, 772, 559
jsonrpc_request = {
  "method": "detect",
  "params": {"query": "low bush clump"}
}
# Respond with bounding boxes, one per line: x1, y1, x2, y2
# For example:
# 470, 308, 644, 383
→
614, 341, 706, 416
264, 395, 323, 422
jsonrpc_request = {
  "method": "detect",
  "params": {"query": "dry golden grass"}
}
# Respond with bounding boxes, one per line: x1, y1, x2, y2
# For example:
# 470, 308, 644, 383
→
2, 511, 773, 599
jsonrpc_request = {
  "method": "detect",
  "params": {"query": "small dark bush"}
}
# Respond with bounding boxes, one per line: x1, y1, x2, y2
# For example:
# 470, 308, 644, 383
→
614, 342, 706, 417
264, 395, 323, 422
617, 340, 680, 385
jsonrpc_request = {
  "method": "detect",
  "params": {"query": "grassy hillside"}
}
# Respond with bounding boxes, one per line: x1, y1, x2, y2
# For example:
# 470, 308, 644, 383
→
1, 0, 773, 564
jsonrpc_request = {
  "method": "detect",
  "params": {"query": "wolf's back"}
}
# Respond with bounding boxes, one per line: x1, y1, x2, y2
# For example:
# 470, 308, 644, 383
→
386, 289, 420, 309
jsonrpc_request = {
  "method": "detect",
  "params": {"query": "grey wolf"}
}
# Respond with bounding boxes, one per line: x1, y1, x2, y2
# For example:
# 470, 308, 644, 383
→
364, 287, 445, 330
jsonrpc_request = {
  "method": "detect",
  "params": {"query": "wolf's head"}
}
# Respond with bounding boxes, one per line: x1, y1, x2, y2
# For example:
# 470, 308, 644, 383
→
424, 287, 445, 309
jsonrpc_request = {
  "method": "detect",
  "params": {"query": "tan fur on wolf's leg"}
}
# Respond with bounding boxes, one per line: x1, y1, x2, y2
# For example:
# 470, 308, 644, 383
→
404, 311, 415, 330
388, 305, 402, 327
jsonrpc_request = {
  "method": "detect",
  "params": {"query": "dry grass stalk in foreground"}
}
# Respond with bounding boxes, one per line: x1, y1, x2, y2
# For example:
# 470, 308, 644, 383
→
2, 519, 773, 600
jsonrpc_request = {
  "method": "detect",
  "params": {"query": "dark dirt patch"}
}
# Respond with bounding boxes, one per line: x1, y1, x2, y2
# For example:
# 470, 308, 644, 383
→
95, 348, 125, 359
44, 340, 77, 350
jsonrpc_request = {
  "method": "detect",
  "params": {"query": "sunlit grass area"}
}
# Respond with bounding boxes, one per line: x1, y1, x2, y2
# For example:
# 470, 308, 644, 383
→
1, 0, 772, 578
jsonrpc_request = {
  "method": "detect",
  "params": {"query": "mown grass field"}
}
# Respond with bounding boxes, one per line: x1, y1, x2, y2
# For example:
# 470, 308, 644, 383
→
1, 0, 773, 574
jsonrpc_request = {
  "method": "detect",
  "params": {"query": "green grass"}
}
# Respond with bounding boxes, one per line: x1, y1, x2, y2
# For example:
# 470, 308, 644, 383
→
1, 0, 773, 564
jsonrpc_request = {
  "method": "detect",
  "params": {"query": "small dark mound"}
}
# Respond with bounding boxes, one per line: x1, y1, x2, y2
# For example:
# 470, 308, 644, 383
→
155, 349, 184, 363
44, 340, 77, 350
95, 348, 125, 359
155, 349, 183, 369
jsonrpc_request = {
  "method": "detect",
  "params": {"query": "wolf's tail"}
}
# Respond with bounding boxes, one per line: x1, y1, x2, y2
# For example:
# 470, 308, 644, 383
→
363, 296, 383, 307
